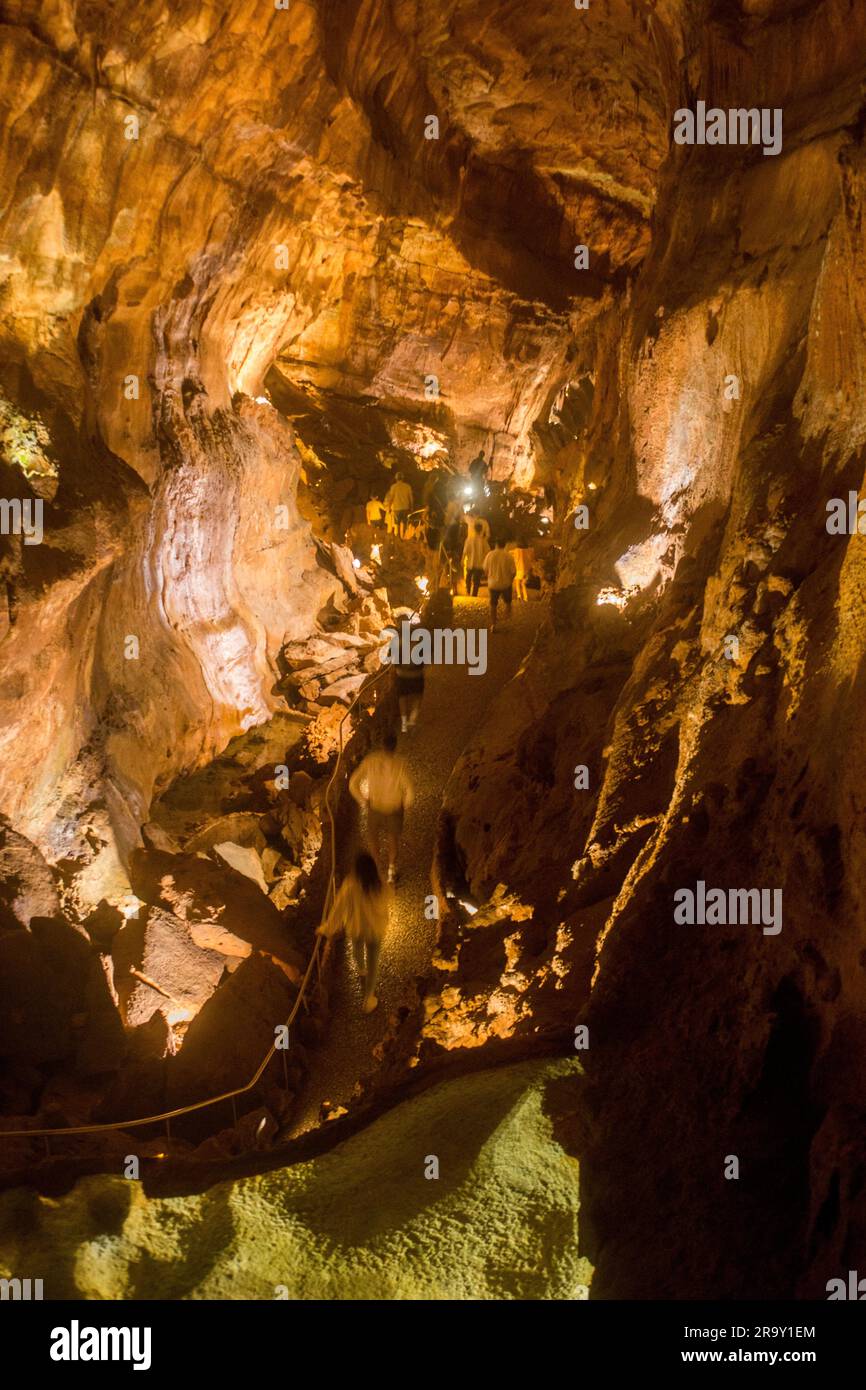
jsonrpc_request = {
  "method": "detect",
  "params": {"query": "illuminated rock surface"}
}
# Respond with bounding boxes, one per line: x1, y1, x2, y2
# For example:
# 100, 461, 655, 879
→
1, 0, 866, 1302
0, 1057, 587, 1300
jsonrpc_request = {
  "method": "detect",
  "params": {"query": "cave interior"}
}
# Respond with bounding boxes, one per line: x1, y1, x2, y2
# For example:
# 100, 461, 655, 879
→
1, 0, 865, 1303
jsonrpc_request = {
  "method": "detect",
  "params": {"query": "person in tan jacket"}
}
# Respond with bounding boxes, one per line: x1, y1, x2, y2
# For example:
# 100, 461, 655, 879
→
462, 521, 490, 596
384, 473, 414, 537
348, 731, 414, 883
317, 852, 389, 1013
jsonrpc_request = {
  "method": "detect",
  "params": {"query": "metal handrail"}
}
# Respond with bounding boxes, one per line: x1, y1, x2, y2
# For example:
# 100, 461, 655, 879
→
0, 665, 391, 1142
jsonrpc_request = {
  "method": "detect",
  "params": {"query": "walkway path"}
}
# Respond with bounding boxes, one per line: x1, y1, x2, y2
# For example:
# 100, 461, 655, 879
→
291, 595, 542, 1132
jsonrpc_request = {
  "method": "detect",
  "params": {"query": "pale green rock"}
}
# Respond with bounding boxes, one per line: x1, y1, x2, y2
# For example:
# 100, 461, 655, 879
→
0, 1056, 591, 1300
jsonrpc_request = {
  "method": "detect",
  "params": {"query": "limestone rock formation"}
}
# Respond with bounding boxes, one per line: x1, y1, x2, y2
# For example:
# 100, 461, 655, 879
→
1, 0, 865, 1303
431, 0, 866, 1299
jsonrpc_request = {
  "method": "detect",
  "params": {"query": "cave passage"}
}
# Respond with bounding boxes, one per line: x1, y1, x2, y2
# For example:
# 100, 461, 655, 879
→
1, 0, 865, 1324
292, 594, 542, 1133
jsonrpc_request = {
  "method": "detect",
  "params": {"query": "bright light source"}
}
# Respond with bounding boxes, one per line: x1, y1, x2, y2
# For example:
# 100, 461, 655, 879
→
352, 557, 362, 570
254, 396, 273, 408
463, 485, 473, 497
416, 575, 430, 594
588, 482, 597, 491
596, 588, 625, 609
596, 585, 639, 610
371, 544, 381, 563
458, 899, 478, 915
166, 1006, 193, 1026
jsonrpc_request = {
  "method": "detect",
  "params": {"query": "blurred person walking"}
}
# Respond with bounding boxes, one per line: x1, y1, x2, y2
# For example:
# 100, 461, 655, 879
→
510, 513, 534, 601
463, 520, 489, 597
317, 852, 389, 1013
349, 731, 414, 882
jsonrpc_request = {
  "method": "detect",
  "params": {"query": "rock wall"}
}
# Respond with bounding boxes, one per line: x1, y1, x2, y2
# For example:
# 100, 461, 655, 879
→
0, 0, 670, 885
2, 0, 865, 1298
436, 0, 866, 1297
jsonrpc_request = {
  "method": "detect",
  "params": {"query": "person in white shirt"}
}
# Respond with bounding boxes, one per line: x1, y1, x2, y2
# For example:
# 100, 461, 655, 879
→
483, 537, 517, 629
462, 521, 489, 597
348, 731, 414, 882
317, 852, 389, 1013
384, 473, 414, 537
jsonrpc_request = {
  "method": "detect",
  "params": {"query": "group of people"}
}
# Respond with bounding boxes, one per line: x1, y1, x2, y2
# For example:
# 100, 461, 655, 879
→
460, 523, 535, 628
316, 455, 551, 1018
458, 525, 516, 626
366, 452, 541, 627
366, 472, 417, 539
317, 730, 415, 1014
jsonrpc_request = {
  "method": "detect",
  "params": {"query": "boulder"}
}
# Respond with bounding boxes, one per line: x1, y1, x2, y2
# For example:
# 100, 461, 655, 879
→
75, 956, 127, 1076
260, 847, 284, 882
111, 907, 226, 1028
273, 799, 322, 873
128, 847, 305, 977
140, 822, 182, 853
186, 920, 252, 960
269, 866, 305, 910
282, 638, 350, 669
186, 813, 267, 855
292, 654, 359, 680
0, 818, 60, 927
319, 674, 367, 706
304, 704, 352, 762
97, 1013, 170, 1122
165, 954, 298, 1127
213, 842, 269, 894
288, 770, 314, 806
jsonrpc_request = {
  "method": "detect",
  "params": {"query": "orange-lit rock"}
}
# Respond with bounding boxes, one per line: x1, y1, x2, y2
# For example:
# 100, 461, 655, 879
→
2, 0, 866, 1303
